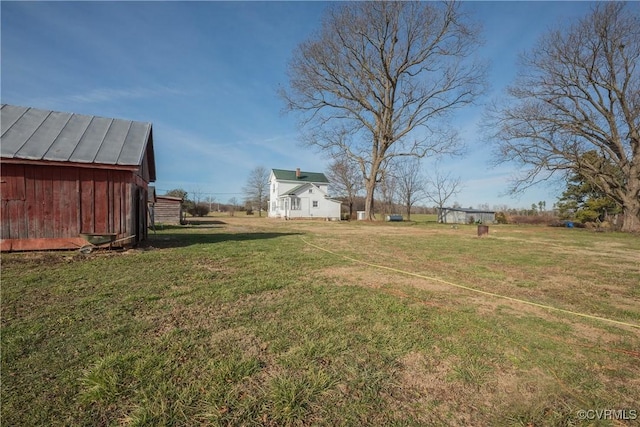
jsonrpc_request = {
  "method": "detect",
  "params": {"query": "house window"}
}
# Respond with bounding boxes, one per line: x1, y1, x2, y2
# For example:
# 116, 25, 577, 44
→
291, 197, 301, 210
312, 201, 318, 208
308, 189, 313, 194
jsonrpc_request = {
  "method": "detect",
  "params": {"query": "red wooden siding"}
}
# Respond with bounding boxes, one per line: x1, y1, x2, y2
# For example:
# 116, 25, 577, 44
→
1, 163, 145, 250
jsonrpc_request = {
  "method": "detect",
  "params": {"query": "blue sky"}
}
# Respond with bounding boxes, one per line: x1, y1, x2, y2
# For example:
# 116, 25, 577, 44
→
2, 1, 601, 209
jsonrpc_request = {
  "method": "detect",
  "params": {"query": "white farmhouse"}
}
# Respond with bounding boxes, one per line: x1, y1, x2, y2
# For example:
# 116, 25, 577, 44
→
268, 168, 341, 220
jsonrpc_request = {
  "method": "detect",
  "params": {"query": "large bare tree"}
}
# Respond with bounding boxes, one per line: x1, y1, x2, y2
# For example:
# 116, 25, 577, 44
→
487, 2, 640, 232
281, 1, 486, 220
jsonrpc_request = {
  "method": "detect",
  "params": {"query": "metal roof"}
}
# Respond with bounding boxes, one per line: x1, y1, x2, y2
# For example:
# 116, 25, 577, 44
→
271, 168, 329, 183
1, 104, 153, 168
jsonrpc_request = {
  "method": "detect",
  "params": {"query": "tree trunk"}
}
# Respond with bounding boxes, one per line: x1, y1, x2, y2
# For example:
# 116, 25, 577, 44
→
406, 204, 411, 221
364, 158, 382, 220
621, 198, 640, 233
364, 179, 376, 220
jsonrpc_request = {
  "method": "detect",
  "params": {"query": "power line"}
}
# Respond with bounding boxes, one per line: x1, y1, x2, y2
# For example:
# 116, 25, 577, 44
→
154, 189, 244, 197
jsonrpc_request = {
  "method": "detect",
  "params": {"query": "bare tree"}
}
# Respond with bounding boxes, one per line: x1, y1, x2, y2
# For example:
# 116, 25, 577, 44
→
190, 187, 204, 205
205, 196, 217, 212
242, 166, 270, 217
378, 169, 398, 216
228, 197, 238, 217
486, 3, 640, 232
326, 155, 363, 220
424, 167, 463, 223
394, 157, 425, 221
281, 1, 486, 220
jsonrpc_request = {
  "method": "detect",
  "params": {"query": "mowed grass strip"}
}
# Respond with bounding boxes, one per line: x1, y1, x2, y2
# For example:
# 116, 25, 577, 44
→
2, 218, 639, 426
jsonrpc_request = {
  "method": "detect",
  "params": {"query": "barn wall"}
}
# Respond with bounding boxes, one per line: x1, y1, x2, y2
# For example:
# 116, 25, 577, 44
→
1, 163, 143, 250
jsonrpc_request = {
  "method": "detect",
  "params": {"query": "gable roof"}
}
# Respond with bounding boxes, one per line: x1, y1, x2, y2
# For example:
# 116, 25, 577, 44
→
279, 182, 327, 197
1, 105, 155, 178
271, 168, 329, 183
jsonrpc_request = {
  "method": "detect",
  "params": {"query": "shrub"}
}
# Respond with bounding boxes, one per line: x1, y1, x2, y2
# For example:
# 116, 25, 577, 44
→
510, 215, 558, 225
187, 202, 210, 217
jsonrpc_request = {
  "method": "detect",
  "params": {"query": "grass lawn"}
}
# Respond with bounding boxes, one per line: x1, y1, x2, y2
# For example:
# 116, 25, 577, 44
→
2, 217, 639, 426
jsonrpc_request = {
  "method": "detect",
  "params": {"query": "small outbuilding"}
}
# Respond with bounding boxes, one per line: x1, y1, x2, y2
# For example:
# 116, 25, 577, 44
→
1, 104, 156, 251
439, 207, 496, 224
154, 195, 184, 225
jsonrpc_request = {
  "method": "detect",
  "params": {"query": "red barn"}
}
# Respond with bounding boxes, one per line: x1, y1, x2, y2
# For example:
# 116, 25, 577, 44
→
1, 104, 156, 251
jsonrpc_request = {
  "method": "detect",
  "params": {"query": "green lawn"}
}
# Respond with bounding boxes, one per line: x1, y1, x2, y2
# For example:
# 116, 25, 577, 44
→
2, 218, 639, 426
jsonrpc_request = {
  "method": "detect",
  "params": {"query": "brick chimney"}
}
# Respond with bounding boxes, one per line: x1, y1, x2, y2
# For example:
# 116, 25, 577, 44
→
296, 168, 301, 179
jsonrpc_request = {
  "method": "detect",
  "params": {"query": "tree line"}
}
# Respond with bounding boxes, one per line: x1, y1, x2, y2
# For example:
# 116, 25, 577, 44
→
166, 163, 611, 225
162, 188, 249, 217
326, 156, 461, 221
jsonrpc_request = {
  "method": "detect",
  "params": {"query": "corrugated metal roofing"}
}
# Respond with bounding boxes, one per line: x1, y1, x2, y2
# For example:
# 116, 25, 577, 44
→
272, 168, 329, 183
1, 104, 152, 167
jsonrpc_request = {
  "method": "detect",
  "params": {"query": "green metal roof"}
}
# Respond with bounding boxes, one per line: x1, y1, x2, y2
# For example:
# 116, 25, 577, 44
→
271, 168, 329, 183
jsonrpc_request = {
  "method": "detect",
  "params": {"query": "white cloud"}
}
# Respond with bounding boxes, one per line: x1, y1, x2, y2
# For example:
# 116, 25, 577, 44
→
27, 85, 186, 108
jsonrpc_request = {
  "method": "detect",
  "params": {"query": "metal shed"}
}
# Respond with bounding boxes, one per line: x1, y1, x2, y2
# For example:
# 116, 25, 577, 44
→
1, 104, 156, 251
439, 207, 496, 224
